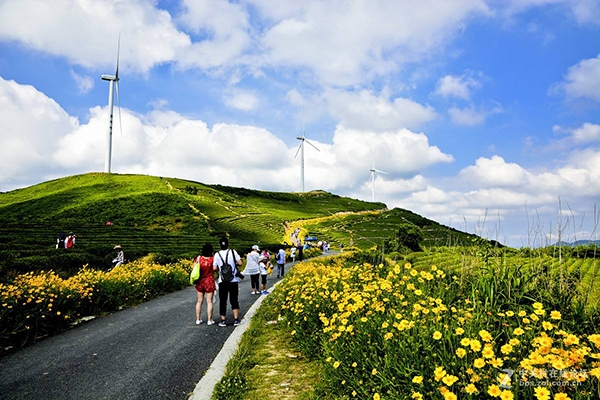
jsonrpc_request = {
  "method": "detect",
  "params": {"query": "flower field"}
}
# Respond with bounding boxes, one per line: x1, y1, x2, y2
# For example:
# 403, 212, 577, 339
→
268, 252, 600, 399
0, 259, 190, 352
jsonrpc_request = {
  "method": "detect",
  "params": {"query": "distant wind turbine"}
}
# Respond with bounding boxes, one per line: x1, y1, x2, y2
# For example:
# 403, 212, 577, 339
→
366, 149, 388, 202
294, 107, 320, 192
101, 35, 123, 173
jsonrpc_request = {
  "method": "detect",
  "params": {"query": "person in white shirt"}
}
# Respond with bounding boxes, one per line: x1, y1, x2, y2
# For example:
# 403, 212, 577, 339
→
290, 246, 297, 262
213, 237, 243, 327
245, 245, 261, 295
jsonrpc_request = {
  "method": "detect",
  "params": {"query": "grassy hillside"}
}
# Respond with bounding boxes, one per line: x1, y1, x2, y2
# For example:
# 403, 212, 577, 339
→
0, 172, 482, 279
288, 208, 480, 250
0, 173, 384, 277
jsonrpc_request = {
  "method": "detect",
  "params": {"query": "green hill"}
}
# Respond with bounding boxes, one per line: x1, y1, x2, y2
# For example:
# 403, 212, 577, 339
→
0, 173, 477, 278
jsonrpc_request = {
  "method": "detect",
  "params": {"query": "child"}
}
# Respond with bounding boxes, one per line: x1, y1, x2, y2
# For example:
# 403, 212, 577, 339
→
258, 255, 269, 295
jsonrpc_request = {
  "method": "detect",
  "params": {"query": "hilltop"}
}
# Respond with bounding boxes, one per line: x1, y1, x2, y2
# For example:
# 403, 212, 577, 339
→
0, 173, 478, 278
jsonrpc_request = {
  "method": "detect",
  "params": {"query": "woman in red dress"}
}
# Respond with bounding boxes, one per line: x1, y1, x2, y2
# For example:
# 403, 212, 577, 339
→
194, 243, 217, 325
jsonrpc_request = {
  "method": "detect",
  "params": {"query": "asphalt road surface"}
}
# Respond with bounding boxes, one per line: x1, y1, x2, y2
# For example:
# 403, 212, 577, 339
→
0, 271, 279, 400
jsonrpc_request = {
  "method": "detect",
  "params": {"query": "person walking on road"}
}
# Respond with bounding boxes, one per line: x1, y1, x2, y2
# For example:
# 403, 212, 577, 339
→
246, 245, 261, 295
276, 247, 286, 278
213, 237, 243, 327
290, 245, 297, 263
258, 255, 270, 294
193, 243, 217, 325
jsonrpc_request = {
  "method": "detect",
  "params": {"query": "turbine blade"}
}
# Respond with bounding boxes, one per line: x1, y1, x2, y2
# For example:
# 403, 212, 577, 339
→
116, 81, 123, 137
374, 169, 388, 174
305, 139, 320, 152
115, 33, 121, 78
294, 143, 302, 159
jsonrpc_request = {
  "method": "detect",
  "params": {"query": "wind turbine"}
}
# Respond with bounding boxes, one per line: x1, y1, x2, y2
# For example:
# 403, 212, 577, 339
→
294, 107, 320, 192
366, 149, 388, 202
101, 35, 122, 173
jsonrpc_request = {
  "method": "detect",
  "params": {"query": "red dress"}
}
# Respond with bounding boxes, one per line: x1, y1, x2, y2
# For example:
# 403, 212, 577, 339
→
194, 256, 216, 293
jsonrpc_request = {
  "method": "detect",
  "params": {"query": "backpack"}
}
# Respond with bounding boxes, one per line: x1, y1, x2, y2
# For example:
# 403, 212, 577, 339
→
57, 233, 66, 249
217, 250, 235, 282
66, 236, 74, 249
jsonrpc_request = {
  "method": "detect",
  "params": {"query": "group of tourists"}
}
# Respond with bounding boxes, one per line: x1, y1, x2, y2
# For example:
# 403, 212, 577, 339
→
56, 232, 76, 249
192, 238, 297, 327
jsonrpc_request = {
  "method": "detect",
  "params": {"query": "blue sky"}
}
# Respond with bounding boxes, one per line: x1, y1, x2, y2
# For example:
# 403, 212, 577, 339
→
1, 0, 599, 247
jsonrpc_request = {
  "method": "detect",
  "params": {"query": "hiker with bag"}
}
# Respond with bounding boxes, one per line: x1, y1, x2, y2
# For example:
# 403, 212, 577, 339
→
213, 236, 243, 327
191, 243, 217, 325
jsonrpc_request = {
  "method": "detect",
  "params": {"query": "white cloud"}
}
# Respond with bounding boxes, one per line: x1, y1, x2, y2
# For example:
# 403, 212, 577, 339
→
323, 89, 437, 132
435, 72, 482, 100
70, 71, 94, 93
448, 103, 503, 125
224, 91, 259, 111
0, 0, 191, 74
558, 54, 600, 101
0, 77, 79, 190
176, 0, 252, 69
459, 156, 530, 187
569, 123, 600, 144
254, 0, 490, 85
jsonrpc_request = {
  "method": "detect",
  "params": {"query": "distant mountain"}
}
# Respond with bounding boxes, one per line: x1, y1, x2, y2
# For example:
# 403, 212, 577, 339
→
553, 240, 600, 247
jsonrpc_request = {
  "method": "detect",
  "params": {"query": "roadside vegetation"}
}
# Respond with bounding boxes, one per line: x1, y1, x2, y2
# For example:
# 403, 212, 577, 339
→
216, 248, 600, 400
0, 257, 192, 355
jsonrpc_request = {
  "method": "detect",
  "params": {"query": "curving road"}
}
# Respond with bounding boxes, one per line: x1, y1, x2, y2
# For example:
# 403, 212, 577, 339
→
0, 273, 276, 400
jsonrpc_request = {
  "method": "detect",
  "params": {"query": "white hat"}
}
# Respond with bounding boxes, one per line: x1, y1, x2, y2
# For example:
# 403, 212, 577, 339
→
252, 245, 260, 251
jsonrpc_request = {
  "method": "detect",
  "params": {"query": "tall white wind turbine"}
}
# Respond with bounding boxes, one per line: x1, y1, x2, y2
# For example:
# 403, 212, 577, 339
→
294, 108, 320, 192
101, 36, 122, 173
367, 149, 388, 202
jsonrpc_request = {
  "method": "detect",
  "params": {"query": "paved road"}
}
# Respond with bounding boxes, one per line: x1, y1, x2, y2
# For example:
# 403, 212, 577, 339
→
0, 272, 276, 400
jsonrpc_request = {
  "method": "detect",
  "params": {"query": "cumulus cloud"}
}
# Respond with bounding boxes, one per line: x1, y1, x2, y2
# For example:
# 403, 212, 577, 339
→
459, 156, 530, 187
256, 0, 490, 86
0, 77, 79, 189
0, 0, 191, 74
568, 123, 600, 144
556, 54, 600, 101
323, 89, 437, 132
176, 0, 252, 69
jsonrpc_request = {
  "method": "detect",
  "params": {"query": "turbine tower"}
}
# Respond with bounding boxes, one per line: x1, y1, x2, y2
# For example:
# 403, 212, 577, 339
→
101, 35, 122, 173
367, 149, 388, 202
294, 107, 320, 192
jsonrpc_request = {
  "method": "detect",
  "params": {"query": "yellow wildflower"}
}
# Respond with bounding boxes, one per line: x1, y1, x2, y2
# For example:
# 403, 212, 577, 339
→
479, 330, 493, 342
474, 358, 486, 368
487, 384, 502, 397
456, 348, 467, 358
550, 310, 562, 320
534, 387, 550, 400
412, 376, 423, 384
433, 331, 443, 340
464, 383, 478, 394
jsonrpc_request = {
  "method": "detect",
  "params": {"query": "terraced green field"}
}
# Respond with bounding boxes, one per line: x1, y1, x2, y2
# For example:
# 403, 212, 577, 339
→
0, 173, 388, 277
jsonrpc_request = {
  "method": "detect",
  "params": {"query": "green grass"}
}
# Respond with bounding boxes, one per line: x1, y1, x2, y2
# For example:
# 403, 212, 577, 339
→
0, 173, 384, 278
